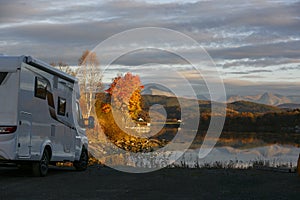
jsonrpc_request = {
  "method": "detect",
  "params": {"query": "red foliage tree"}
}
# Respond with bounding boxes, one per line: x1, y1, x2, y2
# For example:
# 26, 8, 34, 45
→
105, 72, 144, 121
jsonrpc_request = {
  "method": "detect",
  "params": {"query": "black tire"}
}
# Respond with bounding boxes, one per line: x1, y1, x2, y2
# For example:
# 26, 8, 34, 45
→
32, 150, 50, 177
74, 148, 88, 171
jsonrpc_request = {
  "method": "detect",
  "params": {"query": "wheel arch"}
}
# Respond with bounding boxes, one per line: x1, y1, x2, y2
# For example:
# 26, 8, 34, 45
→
44, 145, 52, 160
39, 140, 53, 161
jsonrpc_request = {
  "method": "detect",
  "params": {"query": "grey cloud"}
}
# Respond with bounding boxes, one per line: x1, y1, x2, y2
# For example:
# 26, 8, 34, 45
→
220, 58, 300, 69
209, 40, 300, 60
1, 0, 300, 92
248, 69, 272, 73
0, 0, 44, 23
110, 49, 190, 66
228, 69, 272, 75
239, 75, 265, 79
228, 71, 249, 75
278, 66, 299, 71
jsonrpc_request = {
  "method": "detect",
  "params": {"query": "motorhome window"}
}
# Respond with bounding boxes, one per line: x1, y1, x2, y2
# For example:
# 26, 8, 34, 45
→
57, 97, 66, 116
34, 77, 47, 99
76, 102, 84, 127
0, 72, 8, 85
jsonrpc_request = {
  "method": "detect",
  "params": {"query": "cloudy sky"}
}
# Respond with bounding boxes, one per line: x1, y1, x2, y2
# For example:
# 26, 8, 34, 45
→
1, 0, 300, 96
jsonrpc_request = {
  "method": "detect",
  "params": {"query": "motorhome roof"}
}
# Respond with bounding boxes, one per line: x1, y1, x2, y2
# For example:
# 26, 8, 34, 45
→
26, 56, 77, 83
0, 55, 24, 72
0, 55, 78, 83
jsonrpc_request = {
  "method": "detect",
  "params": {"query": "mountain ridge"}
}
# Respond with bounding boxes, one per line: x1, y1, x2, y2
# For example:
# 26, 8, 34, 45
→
227, 92, 300, 106
142, 85, 300, 107
141, 94, 283, 115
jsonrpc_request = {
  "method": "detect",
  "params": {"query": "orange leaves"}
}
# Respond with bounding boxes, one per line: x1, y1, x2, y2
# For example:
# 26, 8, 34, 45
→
105, 72, 143, 120
128, 89, 142, 119
101, 103, 111, 114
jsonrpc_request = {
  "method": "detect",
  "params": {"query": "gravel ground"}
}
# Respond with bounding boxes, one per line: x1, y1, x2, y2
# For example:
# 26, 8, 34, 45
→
0, 165, 300, 200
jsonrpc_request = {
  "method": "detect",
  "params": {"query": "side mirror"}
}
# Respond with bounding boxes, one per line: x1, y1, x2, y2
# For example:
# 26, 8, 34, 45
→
87, 116, 95, 129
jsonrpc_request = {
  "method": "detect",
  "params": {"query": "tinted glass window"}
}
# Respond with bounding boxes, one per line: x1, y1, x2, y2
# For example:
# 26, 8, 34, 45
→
0, 72, 8, 85
57, 97, 66, 116
34, 77, 47, 99
76, 102, 84, 127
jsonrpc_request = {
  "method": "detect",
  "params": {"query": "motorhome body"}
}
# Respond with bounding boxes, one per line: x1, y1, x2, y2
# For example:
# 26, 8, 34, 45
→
0, 55, 89, 176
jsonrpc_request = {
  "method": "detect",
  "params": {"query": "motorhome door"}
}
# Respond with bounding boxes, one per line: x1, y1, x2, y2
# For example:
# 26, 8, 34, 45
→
17, 112, 32, 158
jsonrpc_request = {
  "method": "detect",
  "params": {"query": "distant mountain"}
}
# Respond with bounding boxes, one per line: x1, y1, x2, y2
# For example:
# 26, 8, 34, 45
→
142, 86, 300, 106
258, 93, 289, 105
196, 94, 209, 101
277, 103, 300, 109
227, 92, 298, 106
142, 94, 284, 115
228, 101, 282, 113
142, 84, 209, 100
142, 84, 175, 97
286, 95, 300, 103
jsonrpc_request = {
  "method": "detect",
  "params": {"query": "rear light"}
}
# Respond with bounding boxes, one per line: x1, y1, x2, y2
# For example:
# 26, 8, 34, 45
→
0, 126, 17, 134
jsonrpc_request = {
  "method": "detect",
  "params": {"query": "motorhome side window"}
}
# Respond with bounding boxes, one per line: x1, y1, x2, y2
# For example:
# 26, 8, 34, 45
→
0, 72, 8, 85
57, 97, 66, 116
76, 102, 84, 127
34, 77, 47, 99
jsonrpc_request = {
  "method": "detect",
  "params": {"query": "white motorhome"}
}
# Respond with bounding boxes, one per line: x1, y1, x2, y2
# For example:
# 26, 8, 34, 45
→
0, 55, 92, 176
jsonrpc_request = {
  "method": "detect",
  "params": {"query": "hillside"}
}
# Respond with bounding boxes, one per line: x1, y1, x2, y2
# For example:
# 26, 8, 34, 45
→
277, 103, 300, 109
142, 95, 284, 115
228, 101, 282, 113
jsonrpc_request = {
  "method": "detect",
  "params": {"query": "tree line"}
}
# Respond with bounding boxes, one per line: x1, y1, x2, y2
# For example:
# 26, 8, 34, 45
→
199, 110, 300, 133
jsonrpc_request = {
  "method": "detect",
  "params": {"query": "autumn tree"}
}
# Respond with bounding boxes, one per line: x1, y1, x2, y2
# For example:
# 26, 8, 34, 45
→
105, 72, 143, 125
78, 50, 102, 117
